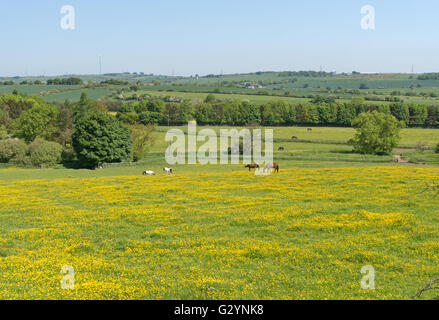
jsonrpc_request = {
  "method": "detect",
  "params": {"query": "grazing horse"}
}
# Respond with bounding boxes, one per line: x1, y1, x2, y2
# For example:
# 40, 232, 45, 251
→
292, 136, 298, 140
263, 163, 279, 173
307, 128, 313, 132
278, 146, 285, 151
245, 164, 259, 171
143, 170, 155, 176
163, 167, 173, 174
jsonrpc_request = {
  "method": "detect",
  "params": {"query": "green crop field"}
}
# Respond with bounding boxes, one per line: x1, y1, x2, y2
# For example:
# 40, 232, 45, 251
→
41, 88, 113, 103
4, 71, 439, 107
0, 85, 112, 103
0, 85, 81, 96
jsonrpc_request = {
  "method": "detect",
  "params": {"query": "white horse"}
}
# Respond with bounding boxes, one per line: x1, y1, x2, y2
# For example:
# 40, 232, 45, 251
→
163, 167, 173, 174
143, 170, 155, 176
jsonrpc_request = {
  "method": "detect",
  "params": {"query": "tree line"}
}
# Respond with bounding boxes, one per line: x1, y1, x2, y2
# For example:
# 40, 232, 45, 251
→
46, 77, 83, 85
116, 93, 439, 128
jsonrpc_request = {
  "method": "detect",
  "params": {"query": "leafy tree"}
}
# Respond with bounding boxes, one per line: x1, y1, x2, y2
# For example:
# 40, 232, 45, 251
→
242, 101, 262, 125
57, 102, 74, 146
118, 112, 139, 125
138, 111, 161, 125
390, 103, 410, 125
316, 103, 337, 124
12, 104, 59, 143
162, 103, 182, 126
72, 111, 132, 168
204, 93, 216, 103
260, 100, 293, 125
46, 77, 83, 85
129, 124, 156, 162
297, 103, 319, 124
133, 101, 148, 114
73, 93, 96, 120
337, 103, 356, 125
211, 102, 225, 125
146, 99, 165, 113
0, 93, 41, 119
311, 96, 336, 104
408, 104, 427, 126
426, 106, 437, 127
118, 104, 136, 114
93, 101, 108, 113
28, 138, 63, 167
376, 104, 391, 115
0, 109, 11, 127
178, 100, 194, 124
351, 111, 404, 155
223, 101, 243, 125
0, 125, 7, 139
351, 96, 365, 106
194, 103, 216, 125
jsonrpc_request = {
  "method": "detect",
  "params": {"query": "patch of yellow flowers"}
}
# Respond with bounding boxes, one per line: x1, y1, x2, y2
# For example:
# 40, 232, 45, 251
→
0, 166, 439, 299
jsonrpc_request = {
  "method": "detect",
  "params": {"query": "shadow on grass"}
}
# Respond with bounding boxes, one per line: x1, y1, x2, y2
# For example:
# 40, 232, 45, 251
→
61, 160, 88, 170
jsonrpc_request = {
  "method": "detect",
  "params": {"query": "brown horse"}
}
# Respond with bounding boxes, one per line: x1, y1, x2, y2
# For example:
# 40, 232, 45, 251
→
245, 164, 260, 171
263, 163, 279, 173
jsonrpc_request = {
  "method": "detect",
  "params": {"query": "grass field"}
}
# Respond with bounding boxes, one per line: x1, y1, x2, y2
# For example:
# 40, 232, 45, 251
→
153, 125, 439, 149
1, 163, 439, 299
1, 126, 439, 300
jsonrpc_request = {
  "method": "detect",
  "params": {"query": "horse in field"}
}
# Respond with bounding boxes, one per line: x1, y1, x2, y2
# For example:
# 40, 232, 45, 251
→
278, 146, 285, 151
245, 164, 259, 171
263, 163, 279, 173
163, 167, 173, 174
307, 128, 313, 132
143, 170, 155, 176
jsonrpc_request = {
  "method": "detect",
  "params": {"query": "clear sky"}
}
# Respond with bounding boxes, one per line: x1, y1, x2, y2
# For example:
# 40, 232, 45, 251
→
0, 0, 438, 76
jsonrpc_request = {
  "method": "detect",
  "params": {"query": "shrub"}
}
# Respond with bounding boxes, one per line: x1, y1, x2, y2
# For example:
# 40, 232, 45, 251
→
9, 154, 31, 166
204, 94, 216, 103
0, 139, 27, 163
351, 111, 404, 155
28, 138, 62, 167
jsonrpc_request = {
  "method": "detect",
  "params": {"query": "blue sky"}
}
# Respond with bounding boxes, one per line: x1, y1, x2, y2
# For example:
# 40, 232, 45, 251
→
0, 0, 438, 76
